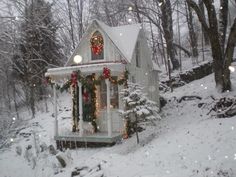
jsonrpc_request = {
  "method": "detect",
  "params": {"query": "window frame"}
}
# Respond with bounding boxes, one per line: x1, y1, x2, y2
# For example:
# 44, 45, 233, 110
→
100, 78, 119, 110
91, 31, 105, 61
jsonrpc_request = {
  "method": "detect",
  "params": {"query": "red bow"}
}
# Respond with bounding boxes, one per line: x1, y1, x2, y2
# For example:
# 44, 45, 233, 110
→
103, 67, 111, 79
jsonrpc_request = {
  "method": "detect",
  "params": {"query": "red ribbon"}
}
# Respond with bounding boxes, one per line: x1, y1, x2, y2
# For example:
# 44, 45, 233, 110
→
71, 72, 78, 87
92, 45, 103, 55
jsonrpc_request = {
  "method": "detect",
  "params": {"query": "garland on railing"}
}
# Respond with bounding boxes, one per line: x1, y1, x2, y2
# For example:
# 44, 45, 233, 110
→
46, 67, 129, 133
46, 67, 129, 92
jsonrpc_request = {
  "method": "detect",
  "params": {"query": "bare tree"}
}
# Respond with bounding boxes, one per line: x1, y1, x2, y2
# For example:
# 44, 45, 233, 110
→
198, 0, 210, 45
185, 1, 199, 59
187, 0, 236, 92
158, 0, 180, 70
66, 0, 76, 49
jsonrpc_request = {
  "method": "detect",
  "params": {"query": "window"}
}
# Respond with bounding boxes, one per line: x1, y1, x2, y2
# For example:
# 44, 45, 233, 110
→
100, 78, 119, 109
91, 31, 104, 60
100, 80, 107, 109
135, 41, 141, 67
110, 77, 119, 109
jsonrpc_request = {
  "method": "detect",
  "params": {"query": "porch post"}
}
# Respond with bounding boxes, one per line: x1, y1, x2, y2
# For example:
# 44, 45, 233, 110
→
78, 82, 83, 136
53, 84, 58, 137
105, 79, 112, 137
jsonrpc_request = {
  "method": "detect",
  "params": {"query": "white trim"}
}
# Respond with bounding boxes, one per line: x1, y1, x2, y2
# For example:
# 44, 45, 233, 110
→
53, 85, 58, 136
45, 63, 126, 79
78, 82, 83, 136
90, 29, 106, 62
106, 79, 112, 137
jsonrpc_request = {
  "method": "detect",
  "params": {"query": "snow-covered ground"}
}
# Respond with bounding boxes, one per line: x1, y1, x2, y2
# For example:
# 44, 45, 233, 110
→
1, 70, 236, 177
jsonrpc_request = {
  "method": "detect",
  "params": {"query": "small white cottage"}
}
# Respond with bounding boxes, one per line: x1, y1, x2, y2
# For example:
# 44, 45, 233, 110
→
45, 19, 160, 148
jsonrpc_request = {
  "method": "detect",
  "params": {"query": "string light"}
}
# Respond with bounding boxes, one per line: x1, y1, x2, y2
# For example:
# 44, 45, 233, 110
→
128, 6, 132, 11
128, 18, 132, 22
225, 155, 228, 159
158, 2, 163, 6
204, 86, 208, 89
10, 138, 14, 142
12, 117, 16, 121
232, 126, 234, 130
200, 84, 204, 87
95, 82, 100, 118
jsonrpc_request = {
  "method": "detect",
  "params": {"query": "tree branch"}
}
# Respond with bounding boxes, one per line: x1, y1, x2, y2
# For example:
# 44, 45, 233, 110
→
224, 18, 236, 65
173, 43, 191, 57
186, 0, 209, 33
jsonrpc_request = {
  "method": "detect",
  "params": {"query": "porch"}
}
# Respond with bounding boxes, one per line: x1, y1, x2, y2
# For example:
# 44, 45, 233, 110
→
55, 131, 122, 149
45, 62, 127, 148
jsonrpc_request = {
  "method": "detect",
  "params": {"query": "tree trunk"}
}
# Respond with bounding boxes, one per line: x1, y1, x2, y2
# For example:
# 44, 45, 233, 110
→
134, 0, 142, 23
103, 0, 113, 26
12, 82, 20, 119
159, 0, 180, 70
219, 0, 228, 53
135, 114, 139, 144
186, 2, 199, 58
76, 0, 84, 40
177, 1, 182, 70
223, 18, 236, 91
198, 0, 210, 45
30, 85, 35, 118
66, 0, 76, 49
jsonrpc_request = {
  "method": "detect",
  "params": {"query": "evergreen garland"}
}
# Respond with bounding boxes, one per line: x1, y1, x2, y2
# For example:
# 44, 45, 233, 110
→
46, 68, 129, 133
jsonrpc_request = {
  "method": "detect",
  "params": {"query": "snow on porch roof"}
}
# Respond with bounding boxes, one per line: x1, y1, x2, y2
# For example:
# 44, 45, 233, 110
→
95, 20, 141, 63
45, 62, 126, 79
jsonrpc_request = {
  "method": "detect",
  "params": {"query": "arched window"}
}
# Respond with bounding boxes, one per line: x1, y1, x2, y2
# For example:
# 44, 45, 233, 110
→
90, 31, 104, 60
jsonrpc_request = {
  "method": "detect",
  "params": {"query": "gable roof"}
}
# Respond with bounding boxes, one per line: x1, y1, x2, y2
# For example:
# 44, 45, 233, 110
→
96, 20, 141, 63
66, 19, 141, 65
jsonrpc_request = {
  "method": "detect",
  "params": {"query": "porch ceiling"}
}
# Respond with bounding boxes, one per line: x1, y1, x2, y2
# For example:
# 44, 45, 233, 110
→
45, 62, 126, 80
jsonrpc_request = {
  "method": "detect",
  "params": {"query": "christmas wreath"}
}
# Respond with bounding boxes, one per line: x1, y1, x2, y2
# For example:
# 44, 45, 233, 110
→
90, 34, 104, 55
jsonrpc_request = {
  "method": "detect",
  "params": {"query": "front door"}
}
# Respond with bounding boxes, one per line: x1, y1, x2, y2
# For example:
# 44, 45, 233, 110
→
97, 79, 120, 132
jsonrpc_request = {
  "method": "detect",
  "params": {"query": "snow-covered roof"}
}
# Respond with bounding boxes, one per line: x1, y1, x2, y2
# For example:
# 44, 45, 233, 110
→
66, 20, 141, 65
45, 62, 126, 79
95, 20, 141, 63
